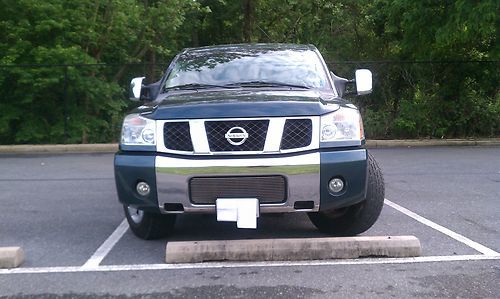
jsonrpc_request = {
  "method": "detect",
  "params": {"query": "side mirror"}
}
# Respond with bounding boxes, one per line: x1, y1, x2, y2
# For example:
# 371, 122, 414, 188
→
130, 77, 146, 101
355, 69, 372, 95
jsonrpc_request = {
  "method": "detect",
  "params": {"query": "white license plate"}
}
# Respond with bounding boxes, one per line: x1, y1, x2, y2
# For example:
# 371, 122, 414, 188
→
216, 198, 259, 229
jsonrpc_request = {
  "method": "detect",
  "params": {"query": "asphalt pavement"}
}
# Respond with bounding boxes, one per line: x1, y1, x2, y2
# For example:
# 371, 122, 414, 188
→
0, 147, 499, 298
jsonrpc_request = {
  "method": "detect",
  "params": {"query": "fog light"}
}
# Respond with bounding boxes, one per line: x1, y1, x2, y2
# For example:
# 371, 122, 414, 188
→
328, 177, 345, 194
136, 181, 150, 196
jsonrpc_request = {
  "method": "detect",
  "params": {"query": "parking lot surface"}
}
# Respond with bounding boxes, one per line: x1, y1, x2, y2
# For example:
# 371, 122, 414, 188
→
0, 147, 499, 298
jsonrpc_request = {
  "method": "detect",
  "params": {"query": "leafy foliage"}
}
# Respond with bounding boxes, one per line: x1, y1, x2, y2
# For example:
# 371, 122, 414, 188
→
0, 0, 203, 143
0, 0, 498, 143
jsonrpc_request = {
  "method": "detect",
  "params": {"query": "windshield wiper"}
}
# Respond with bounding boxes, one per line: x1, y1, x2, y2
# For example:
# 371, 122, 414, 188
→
164, 83, 238, 91
225, 81, 310, 89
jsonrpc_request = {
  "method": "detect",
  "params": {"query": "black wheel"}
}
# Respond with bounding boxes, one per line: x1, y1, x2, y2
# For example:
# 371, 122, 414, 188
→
123, 205, 176, 240
308, 152, 385, 236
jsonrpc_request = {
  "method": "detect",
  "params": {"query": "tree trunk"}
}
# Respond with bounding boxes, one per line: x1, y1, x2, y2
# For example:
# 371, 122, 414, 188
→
242, 0, 256, 42
148, 50, 156, 83
192, 28, 199, 47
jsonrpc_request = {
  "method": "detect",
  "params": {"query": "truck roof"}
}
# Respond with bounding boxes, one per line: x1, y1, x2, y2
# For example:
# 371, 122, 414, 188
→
182, 43, 317, 55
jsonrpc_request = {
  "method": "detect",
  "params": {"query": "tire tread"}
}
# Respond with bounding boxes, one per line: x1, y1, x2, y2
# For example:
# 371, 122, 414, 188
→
124, 206, 176, 240
308, 152, 385, 236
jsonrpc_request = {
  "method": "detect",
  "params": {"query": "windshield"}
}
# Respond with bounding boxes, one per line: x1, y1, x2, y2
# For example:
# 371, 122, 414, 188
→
164, 48, 331, 91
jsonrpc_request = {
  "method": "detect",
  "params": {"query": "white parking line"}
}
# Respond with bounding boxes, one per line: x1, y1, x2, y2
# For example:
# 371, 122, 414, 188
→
2, 199, 497, 275
384, 199, 499, 256
81, 219, 129, 269
0, 254, 499, 275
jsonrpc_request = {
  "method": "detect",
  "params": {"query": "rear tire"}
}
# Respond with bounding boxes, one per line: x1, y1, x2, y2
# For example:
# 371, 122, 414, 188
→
124, 205, 176, 240
308, 152, 384, 236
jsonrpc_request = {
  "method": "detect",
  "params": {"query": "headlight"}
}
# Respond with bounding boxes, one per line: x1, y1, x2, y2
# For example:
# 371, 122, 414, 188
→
121, 114, 156, 145
320, 107, 364, 145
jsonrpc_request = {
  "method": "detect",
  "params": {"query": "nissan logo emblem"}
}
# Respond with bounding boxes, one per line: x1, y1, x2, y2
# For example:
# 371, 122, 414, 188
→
225, 127, 249, 145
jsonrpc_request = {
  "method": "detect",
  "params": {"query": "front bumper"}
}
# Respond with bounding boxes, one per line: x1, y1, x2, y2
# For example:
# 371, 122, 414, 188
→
114, 149, 367, 214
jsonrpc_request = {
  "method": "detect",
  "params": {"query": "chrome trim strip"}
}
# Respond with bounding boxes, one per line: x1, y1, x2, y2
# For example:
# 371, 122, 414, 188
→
263, 118, 286, 152
155, 152, 320, 214
156, 121, 166, 152
190, 120, 210, 154
156, 152, 319, 168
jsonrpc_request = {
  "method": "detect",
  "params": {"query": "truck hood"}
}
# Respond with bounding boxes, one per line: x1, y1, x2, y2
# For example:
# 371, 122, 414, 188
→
139, 89, 345, 120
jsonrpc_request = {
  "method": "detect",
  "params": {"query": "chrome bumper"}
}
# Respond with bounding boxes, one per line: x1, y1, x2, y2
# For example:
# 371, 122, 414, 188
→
155, 153, 320, 213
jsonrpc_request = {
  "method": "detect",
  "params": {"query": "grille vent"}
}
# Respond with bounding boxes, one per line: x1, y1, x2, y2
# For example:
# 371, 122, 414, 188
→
280, 119, 312, 150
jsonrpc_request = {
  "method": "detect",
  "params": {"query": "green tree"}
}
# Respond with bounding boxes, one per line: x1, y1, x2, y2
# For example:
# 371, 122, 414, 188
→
378, 0, 499, 137
0, 0, 203, 144
0, 0, 497, 143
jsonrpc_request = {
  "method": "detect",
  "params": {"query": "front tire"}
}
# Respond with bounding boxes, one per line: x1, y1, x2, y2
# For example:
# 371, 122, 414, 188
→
308, 152, 385, 236
124, 205, 176, 240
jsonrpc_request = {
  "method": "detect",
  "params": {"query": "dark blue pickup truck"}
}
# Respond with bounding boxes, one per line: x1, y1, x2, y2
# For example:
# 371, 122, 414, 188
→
114, 44, 384, 239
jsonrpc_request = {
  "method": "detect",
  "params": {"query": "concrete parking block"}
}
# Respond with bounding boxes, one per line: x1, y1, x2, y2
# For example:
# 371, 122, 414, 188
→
165, 235, 421, 263
0, 247, 24, 268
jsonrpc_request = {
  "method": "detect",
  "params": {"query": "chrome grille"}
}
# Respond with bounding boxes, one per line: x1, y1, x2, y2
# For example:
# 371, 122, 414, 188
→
189, 176, 287, 204
205, 120, 269, 152
163, 122, 193, 151
157, 117, 318, 155
280, 119, 312, 150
